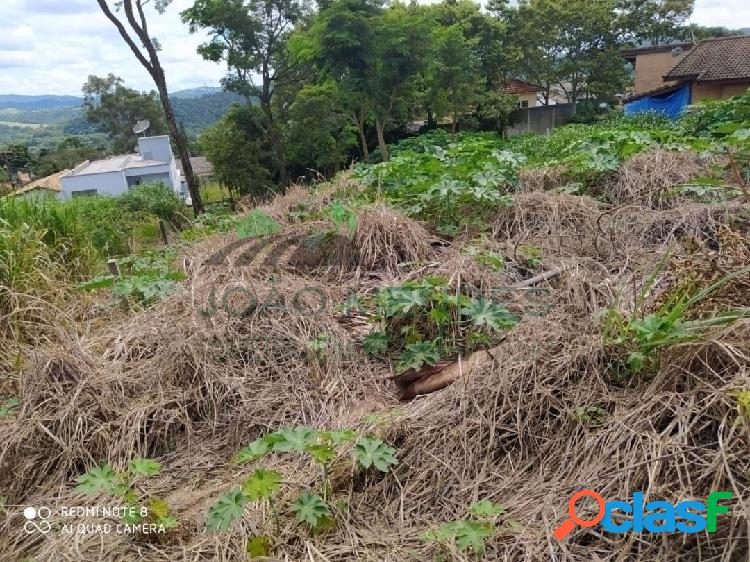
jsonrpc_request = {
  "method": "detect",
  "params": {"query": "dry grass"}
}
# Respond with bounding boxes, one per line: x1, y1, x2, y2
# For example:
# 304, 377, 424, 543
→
1, 183, 749, 561
607, 148, 720, 209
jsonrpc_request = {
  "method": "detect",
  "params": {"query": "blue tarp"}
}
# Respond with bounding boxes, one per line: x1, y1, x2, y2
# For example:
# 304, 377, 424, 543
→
624, 83, 691, 119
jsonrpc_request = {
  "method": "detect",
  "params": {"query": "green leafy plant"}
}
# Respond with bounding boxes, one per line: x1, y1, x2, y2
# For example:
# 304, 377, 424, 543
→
307, 334, 329, 362
78, 247, 186, 305
236, 209, 282, 239
328, 200, 358, 237
353, 436, 399, 472
0, 396, 19, 417
517, 245, 543, 268
363, 331, 389, 356
211, 426, 398, 533
360, 277, 518, 373
570, 405, 607, 425
604, 265, 750, 376
425, 499, 504, 557
397, 340, 441, 372
292, 492, 331, 529
207, 489, 248, 531
75, 459, 176, 529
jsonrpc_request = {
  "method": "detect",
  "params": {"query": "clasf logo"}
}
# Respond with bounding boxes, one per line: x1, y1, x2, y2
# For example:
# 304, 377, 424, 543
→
554, 490, 733, 540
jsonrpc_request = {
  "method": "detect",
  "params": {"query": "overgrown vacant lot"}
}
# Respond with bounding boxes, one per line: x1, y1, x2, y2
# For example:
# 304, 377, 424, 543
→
1, 98, 750, 561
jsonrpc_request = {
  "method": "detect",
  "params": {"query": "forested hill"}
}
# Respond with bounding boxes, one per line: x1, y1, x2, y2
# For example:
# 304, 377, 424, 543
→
172, 91, 245, 132
0, 89, 244, 147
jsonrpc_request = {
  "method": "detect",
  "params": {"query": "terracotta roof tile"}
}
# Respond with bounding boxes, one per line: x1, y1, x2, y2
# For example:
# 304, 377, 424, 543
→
665, 35, 750, 82
500, 80, 543, 94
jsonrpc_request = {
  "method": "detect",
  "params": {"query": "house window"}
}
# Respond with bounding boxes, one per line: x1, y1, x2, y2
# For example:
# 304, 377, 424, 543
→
71, 189, 97, 197
520, 100, 529, 108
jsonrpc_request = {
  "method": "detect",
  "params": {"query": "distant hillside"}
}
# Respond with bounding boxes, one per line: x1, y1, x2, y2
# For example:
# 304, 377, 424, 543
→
0, 89, 246, 148
0, 95, 82, 111
170, 87, 224, 99
172, 91, 246, 132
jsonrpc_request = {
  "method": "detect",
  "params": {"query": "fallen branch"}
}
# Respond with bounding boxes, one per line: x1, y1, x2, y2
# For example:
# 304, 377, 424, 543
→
400, 349, 495, 400
509, 266, 568, 289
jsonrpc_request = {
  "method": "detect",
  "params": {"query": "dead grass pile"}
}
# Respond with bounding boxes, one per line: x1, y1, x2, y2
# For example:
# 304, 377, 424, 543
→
351, 204, 434, 273
607, 148, 719, 209
2, 180, 749, 561
518, 165, 567, 192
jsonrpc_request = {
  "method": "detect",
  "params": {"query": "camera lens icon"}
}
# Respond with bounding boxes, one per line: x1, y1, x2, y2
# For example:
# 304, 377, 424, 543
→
23, 506, 52, 534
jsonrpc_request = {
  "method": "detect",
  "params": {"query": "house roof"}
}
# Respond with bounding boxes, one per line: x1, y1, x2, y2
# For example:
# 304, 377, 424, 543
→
500, 80, 543, 95
11, 169, 69, 195
664, 35, 750, 82
624, 81, 686, 102
65, 154, 169, 178
621, 42, 693, 59
176, 156, 214, 177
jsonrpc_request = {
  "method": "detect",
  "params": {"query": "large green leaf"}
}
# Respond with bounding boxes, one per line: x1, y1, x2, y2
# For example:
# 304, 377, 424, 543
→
232, 437, 272, 465
291, 492, 331, 528
460, 298, 518, 331
270, 426, 318, 453
128, 458, 162, 477
353, 436, 398, 472
242, 469, 282, 501
75, 464, 124, 496
206, 489, 247, 531
396, 340, 440, 373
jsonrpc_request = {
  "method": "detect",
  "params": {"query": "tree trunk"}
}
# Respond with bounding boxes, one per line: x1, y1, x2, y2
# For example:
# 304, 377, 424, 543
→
451, 113, 457, 134
356, 119, 369, 160
96, 0, 204, 215
155, 77, 204, 215
375, 118, 388, 162
259, 66, 289, 189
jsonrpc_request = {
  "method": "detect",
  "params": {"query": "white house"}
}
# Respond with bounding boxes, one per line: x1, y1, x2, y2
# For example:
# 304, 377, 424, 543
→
60, 136, 185, 200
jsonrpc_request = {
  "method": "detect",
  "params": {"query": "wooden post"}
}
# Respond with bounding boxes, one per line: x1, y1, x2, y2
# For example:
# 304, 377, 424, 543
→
107, 259, 120, 277
159, 220, 169, 245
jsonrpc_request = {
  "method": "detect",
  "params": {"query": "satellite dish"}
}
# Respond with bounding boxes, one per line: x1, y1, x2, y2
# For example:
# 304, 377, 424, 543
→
133, 120, 151, 136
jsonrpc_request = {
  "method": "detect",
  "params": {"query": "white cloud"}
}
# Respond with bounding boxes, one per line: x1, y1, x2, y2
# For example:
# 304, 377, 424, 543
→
0, 0, 225, 96
690, 0, 750, 29
0, 0, 747, 96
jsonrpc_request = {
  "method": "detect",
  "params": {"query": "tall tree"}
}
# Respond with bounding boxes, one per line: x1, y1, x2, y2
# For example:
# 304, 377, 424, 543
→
286, 0, 383, 160
82, 74, 167, 154
366, 4, 429, 160
424, 24, 484, 133
199, 104, 277, 199
616, 0, 694, 45
182, 0, 307, 186
499, 0, 629, 104
96, 0, 204, 214
284, 81, 356, 174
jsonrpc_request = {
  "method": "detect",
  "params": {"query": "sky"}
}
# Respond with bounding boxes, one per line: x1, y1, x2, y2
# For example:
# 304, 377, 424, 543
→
0, 0, 749, 97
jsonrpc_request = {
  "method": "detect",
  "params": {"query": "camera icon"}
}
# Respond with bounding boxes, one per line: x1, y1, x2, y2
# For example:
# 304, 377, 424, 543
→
23, 506, 52, 534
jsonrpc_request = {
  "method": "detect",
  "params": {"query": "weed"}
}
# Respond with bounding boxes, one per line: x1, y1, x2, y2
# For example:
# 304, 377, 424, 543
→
570, 405, 607, 425
0, 396, 19, 416
75, 458, 177, 529
236, 210, 282, 239
361, 277, 517, 373
517, 245, 543, 268
425, 499, 505, 557
604, 265, 750, 376
211, 426, 397, 535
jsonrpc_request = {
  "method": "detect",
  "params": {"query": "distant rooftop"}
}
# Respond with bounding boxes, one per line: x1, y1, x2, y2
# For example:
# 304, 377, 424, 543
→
11, 169, 69, 195
176, 156, 214, 178
621, 42, 693, 59
65, 154, 169, 177
500, 80, 543, 95
665, 35, 750, 82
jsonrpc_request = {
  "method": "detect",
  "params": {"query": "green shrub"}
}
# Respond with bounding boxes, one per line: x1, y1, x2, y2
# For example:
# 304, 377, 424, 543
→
119, 183, 189, 229
235, 210, 281, 239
